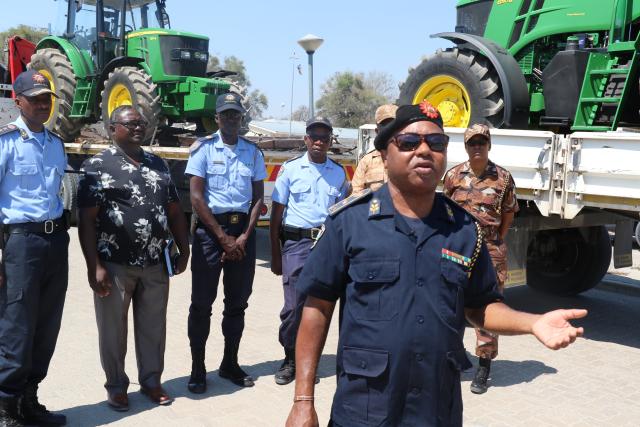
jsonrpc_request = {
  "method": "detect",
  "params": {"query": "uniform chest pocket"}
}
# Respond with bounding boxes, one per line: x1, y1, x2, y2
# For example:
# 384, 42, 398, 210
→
237, 164, 253, 188
326, 186, 340, 203
291, 182, 312, 202
207, 163, 228, 190
347, 258, 399, 321
10, 162, 41, 192
439, 259, 468, 327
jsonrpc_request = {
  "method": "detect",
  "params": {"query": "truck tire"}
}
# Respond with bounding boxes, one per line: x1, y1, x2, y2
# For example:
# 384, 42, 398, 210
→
29, 48, 84, 141
526, 226, 612, 296
61, 165, 79, 225
101, 66, 161, 143
634, 222, 640, 247
398, 48, 504, 128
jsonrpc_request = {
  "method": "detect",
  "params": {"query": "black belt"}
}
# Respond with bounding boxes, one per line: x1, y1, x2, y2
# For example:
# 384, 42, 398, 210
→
212, 212, 247, 226
282, 225, 322, 241
5, 217, 68, 235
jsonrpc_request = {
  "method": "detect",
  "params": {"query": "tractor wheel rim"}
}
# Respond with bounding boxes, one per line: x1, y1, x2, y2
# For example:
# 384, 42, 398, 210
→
37, 69, 56, 125
200, 116, 217, 133
413, 75, 471, 128
108, 83, 133, 117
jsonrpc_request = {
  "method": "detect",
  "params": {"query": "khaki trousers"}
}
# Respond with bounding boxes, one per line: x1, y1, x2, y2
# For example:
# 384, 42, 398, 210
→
94, 262, 169, 393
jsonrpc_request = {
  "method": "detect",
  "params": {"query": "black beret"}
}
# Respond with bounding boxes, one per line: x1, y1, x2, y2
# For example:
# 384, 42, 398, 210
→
374, 101, 444, 150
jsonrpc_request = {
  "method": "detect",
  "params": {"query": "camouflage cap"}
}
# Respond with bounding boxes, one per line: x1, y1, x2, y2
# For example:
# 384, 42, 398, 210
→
374, 104, 398, 125
464, 123, 491, 144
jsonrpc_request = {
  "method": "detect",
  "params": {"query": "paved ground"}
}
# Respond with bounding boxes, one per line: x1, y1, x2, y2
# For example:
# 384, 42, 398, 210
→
36, 230, 640, 426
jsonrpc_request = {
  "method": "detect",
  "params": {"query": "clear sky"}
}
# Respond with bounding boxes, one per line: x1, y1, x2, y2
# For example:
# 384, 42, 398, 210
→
0, 0, 457, 117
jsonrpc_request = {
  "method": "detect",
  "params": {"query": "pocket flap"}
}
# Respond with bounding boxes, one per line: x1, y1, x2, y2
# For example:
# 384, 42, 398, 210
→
207, 164, 226, 174
291, 182, 311, 194
343, 346, 388, 378
327, 186, 340, 196
441, 259, 468, 285
446, 349, 472, 372
238, 165, 252, 177
13, 163, 38, 175
350, 258, 399, 283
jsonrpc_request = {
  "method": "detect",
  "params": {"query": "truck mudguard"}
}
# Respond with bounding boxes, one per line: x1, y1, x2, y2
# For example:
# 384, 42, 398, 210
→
433, 32, 530, 128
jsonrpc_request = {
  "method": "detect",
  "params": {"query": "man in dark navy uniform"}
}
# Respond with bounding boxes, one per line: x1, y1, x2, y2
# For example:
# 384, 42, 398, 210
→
285, 102, 587, 427
0, 70, 69, 426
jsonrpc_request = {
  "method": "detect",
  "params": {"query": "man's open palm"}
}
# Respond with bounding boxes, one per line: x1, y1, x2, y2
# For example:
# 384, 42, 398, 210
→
532, 309, 587, 350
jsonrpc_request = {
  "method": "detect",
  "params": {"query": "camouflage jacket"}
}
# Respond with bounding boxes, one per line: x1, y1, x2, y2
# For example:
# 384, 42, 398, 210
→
443, 160, 519, 242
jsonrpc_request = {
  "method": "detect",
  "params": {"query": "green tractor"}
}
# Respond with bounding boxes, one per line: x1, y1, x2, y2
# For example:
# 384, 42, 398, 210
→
399, 0, 640, 132
30, 0, 232, 141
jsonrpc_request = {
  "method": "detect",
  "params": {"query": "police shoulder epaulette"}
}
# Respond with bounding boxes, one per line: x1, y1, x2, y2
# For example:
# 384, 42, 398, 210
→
189, 135, 213, 153
0, 124, 19, 137
328, 188, 372, 217
283, 154, 304, 165
47, 129, 64, 141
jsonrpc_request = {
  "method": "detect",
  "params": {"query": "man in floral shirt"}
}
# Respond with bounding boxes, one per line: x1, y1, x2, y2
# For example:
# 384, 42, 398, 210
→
77, 106, 189, 411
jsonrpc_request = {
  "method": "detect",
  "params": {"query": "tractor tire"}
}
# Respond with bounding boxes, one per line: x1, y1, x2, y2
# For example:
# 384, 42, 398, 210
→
194, 116, 218, 134
526, 226, 612, 296
29, 48, 84, 141
60, 164, 79, 225
101, 66, 161, 143
634, 221, 640, 247
398, 48, 504, 128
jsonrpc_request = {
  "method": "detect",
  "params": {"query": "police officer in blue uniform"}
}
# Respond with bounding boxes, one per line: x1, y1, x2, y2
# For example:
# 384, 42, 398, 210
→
270, 116, 348, 385
0, 70, 69, 427
185, 92, 267, 393
285, 102, 588, 427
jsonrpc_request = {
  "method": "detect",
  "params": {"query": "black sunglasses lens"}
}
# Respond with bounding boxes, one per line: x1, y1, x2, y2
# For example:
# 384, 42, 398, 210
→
308, 134, 331, 143
395, 134, 422, 151
426, 134, 449, 152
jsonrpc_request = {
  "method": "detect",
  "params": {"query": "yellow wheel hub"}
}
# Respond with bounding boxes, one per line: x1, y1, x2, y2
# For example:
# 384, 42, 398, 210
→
199, 116, 217, 133
37, 69, 55, 124
107, 83, 133, 117
412, 75, 471, 128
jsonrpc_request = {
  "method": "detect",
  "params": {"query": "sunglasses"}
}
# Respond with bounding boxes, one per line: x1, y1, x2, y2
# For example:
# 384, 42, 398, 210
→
114, 120, 148, 130
307, 133, 332, 144
466, 139, 489, 148
391, 133, 449, 152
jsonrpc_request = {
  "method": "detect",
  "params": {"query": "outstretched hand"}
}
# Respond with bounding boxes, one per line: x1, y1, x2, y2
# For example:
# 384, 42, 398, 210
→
532, 309, 587, 350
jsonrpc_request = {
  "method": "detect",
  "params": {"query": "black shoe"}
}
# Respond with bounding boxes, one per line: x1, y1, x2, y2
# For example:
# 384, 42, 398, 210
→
470, 366, 490, 394
218, 364, 254, 387
0, 398, 24, 427
188, 348, 207, 394
275, 359, 295, 385
19, 386, 66, 426
219, 340, 254, 387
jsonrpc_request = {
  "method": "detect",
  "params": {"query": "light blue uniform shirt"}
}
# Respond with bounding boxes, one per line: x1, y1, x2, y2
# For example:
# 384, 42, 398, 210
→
0, 116, 66, 224
272, 154, 348, 228
185, 132, 267, 214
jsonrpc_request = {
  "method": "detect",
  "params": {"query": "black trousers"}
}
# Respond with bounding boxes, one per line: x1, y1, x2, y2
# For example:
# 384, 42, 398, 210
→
0, 230, 69, 398
188, 222, 256, 350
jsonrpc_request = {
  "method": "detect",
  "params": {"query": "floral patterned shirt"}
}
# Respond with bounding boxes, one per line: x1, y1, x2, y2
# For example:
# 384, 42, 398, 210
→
78, 146, 180, 267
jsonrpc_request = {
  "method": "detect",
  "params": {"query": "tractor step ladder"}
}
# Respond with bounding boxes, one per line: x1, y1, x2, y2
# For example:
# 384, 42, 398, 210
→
572, 39, 640, 132
70, 81, 93, 118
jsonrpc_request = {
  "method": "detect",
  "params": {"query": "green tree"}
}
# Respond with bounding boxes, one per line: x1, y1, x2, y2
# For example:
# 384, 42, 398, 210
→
316, 71, 395, 128
0, 25, 48, 63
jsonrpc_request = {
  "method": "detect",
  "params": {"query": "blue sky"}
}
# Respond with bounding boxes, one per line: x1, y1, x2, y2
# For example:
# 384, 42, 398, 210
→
1, 0, 457, 117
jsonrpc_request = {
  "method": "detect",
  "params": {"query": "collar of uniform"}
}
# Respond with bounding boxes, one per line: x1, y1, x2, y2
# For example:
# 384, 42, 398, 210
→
14, 116, 51, 143
460, 160, 497, 178
300, 153, 332, 169
213, 132, 249, 157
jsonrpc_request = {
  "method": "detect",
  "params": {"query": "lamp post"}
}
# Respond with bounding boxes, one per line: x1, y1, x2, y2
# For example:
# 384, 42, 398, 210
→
297, 34, 324, 118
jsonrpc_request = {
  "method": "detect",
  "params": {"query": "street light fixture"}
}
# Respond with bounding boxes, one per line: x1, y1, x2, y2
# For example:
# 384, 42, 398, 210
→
297, 34, 324, 118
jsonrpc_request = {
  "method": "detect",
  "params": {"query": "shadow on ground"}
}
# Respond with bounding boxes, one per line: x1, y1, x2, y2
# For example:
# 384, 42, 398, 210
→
461, 352, 557, 388
60, 354, 337, 426
503, 284, 640, 349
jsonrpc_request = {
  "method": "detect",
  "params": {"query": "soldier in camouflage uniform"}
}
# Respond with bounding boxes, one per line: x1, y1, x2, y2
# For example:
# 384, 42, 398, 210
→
443, 123, 519, 395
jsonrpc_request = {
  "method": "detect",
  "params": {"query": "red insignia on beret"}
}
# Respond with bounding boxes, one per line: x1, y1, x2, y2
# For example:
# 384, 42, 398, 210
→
419, 100, 440, 119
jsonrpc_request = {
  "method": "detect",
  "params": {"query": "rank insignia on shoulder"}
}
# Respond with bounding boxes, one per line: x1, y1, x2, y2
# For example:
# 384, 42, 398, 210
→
19, 128, 29, 140
311, 224, 325, 249
445, 203, 455, 221
328, 188, 372, 217
441, 248, 471, 268
368, 198, 381, 217
0, 124, 18, 136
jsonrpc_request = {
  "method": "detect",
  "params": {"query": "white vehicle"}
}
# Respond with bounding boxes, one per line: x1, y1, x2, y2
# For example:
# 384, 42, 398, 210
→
358, 124, 640, 295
